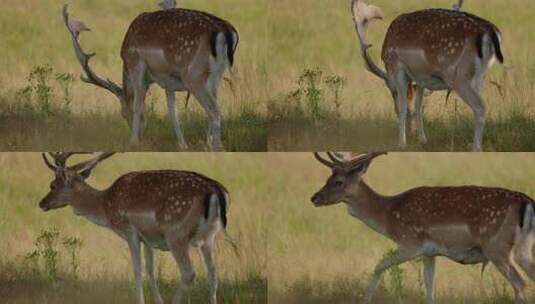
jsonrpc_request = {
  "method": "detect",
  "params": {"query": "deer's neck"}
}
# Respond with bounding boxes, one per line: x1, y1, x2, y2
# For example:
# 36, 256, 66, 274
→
344, 180, 390, 235
70, 183, 110, 228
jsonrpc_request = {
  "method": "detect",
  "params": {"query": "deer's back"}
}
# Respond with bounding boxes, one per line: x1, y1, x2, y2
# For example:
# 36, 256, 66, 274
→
386, 186, 532, 244
120, 9, 236, 64
104, 170, 226, 228
381, 9, 500, 67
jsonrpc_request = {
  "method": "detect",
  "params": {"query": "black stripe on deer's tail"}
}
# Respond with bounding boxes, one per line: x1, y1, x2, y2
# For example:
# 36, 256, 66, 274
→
210, 30, 238, 67
204, 187, 229, 229
476, 29, 504, 64
490, 29, 504, 64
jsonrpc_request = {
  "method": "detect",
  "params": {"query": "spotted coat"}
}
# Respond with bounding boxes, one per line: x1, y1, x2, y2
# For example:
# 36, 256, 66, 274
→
121, 9, 238, 68
384, 185, 533, 246
102, 170, 228, 233
382, 9, 503, 69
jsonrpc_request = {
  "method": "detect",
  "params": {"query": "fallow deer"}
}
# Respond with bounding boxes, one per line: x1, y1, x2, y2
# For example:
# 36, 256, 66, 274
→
351, 0, 503, 151
311, 152, 535, 304
39, 152, 230, 304
62, 5, 239, 151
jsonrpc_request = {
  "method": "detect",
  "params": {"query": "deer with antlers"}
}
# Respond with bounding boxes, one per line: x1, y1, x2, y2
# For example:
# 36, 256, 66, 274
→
39, 153, 231, 304
62, 5, 239, 151
312, 152, 535, 304
351, 0, 503, 151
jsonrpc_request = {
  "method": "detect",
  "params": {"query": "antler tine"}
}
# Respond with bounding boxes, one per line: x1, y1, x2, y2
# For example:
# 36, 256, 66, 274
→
62, 4, 124, 101
42, 153, 57, 171
69, 152, 116, 172
345, 152, 387, 168
326, 152, 344, 164
314, 152, 336, 168
351, 0, 387, 81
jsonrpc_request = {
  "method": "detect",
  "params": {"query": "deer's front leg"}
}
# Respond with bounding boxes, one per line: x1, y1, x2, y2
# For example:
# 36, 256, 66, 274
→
414, 86, 427, 145
423, 256, 436, 304
364, 248, 420, 304
127, 232, 145, 304
129, 62, 148, 145
168, 240, 195, 304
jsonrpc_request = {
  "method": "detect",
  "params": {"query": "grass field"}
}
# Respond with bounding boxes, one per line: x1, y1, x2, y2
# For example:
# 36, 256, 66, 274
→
0, 0, 268, 151
267, 0, 535, 151
0, 153, 267, 303
268, 153, 535, 303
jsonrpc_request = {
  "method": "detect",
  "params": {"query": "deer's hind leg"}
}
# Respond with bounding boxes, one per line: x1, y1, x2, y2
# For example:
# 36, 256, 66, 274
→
453, 81, 486, 152
144, 244, 164, 304
423, 256, 436, 304
167, 237, 195, 304
200, 235, 218, 304
414, 86, 427, 144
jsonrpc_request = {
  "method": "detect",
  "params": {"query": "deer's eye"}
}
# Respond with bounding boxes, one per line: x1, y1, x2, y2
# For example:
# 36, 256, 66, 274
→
335, 180, 344, 186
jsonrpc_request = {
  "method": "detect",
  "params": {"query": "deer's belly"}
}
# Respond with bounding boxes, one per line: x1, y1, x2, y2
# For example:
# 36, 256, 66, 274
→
422, 224, 487, 263
396, 48, 449, 91
408, 72, 449, 91
128, 212, 170, 251
426, 224, 477, 248
147, 70, 187, 92
423, 241, 487, 265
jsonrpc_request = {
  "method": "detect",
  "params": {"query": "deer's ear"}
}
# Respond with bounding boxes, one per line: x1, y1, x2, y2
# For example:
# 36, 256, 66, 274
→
80, 168, 93, 180
348, 162, 369, 176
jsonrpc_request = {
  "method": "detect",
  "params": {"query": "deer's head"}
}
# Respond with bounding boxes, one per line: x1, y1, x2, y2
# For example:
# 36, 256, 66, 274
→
311, 152, 386, 206
39, 152, 114, 211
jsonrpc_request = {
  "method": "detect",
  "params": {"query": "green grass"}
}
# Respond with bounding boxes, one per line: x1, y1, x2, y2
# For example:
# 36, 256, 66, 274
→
0, 93, 268, 151
0, 153, 267, 303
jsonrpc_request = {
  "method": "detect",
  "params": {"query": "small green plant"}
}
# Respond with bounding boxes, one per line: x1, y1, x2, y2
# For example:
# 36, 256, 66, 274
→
382, 249, 407, 302
28, 64, 54, 117
25, 228, 61, 284
298, 68, 323, 120
324, 75, 346, 118
55, 72, 76, 109
62, 236, 83, 279
268, 68, 347, 121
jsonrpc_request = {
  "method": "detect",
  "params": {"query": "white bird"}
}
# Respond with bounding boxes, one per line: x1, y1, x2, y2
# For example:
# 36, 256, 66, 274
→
353, 0, 384, 31
62, 5, 90, 39
68, 19, 90, 39
158, 0, 176, 10
452, 0, 464, 10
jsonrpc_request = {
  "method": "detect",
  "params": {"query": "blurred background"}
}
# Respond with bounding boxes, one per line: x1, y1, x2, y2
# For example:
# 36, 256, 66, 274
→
0, 153, 267, 303
268, 153, 535, 303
